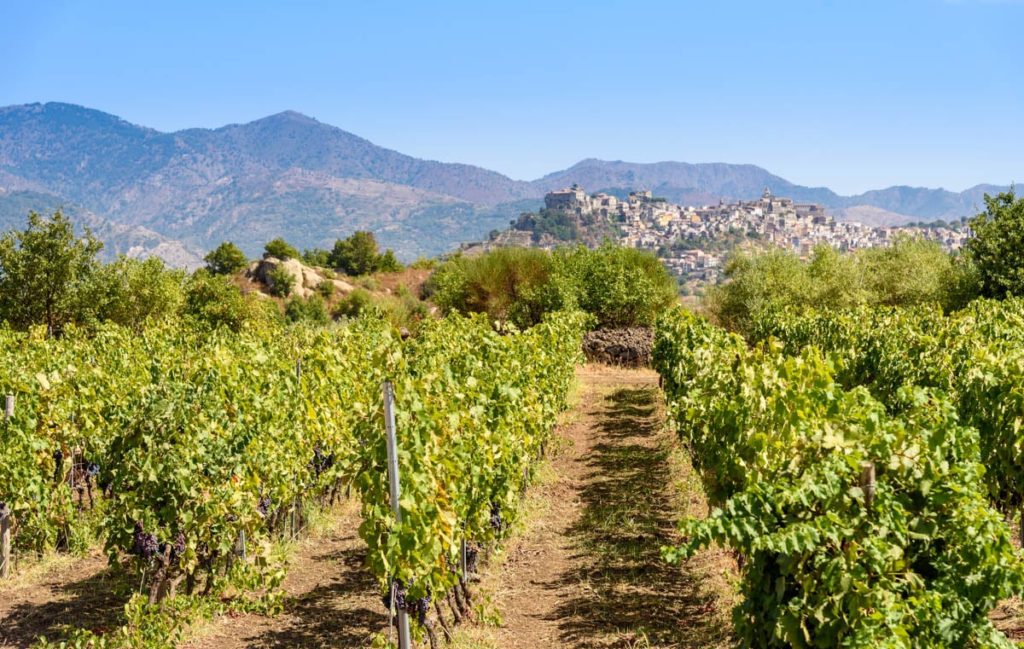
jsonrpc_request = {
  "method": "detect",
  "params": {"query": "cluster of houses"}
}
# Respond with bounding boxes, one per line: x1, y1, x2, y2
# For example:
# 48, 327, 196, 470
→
543, 185, 969, 283
461, 184, 970, 286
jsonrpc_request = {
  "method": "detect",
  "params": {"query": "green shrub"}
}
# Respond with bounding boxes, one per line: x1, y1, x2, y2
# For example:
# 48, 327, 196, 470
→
707, 238, 977, 335
378, 249, 403, 273
204, 241, 249, 275
553, 243, 677, 328
356, 276, 380, 291
284, 295, 330, 325
266, 265, 294, 297
430, 247, 569, 329
428, 244, 674, 329
316, 279, 335, 299
184, 270, 274, 331
966, 190, 1024, 298
328, 231, 403, 275
301, 247, 331, 268
88, 256, 187, 330
0, 210, 103, 332
264, 237, 300, 260
334, 289, 373, 319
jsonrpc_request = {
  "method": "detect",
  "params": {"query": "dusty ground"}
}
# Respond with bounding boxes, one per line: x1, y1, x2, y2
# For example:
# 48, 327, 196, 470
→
455, 364, 735, 649
0, 548, 129, 648
182, 499, 384, 649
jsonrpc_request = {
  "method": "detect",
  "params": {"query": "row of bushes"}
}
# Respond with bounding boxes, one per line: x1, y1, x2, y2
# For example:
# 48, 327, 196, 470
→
0, 212, 440, 334
707, 190, 1024, 336
205, 231, 404, 277
426, 243, 677, 329
704, 236, 979, 335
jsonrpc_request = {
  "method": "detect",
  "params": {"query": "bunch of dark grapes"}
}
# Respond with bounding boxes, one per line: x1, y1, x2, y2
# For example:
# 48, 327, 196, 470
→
466, 544, 479, 574
156, 531, 187, 561
131, 521, 158, 560
257, 495, 272, 517
381, 579, 408, 613
381, 580, 431, 625
309, 445, 334, 479
172, 532, 186, 558
412, 594, 431, 625
489, 501, 505, 534
86, 462, 100, 477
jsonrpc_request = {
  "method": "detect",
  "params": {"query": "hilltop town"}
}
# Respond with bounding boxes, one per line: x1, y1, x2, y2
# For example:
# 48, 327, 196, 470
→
475, 184, 970, 288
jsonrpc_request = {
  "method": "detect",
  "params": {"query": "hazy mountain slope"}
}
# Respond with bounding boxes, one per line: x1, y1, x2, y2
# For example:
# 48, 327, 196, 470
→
832, 205, 919, 227
0, 102, 1013, 265
533, 159, 841, 205
842, 184, 1006, 220
186, 111, 536, 204
0, 189, 205, 267
0, 103, 536, 259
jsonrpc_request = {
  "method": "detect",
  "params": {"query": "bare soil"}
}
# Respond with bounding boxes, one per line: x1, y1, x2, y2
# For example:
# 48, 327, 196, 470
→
0, 548, 130, 648
182, 499, 384, 649
463, 364, 735, 649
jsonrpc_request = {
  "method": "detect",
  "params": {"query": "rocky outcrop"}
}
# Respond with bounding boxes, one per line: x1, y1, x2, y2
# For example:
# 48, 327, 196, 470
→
246, 257, 355, 298
582, 327, 654, 367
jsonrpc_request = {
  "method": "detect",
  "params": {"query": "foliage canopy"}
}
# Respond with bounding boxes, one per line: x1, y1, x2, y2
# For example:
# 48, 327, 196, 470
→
966, 190, 1024, 298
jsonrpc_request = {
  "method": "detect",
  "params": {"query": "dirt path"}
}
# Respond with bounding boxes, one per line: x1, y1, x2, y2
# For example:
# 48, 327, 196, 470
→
469, 365, 734, 649
183, 499, 384, 649
0, 549, 129, 648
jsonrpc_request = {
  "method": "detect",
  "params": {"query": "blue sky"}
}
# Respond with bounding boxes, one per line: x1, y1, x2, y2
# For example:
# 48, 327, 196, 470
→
1, 0, 1021, 194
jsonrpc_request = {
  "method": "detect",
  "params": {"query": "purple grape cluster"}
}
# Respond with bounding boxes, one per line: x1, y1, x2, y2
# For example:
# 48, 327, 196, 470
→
172, 531, 186, 557
466, 544, 479, 573
86, 462, 100, 477
131, 521, 158, 559
381, 579, 431, 625
489, 501, 505, 534
257, 495, 272, 517
413, 594, 431, 625
309, 445, 334, 478
381, 579, 408, 612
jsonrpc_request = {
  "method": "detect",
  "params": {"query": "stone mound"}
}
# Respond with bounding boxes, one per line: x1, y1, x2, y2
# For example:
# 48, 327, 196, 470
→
246, 256, 355, 298
582, 327, 654, 367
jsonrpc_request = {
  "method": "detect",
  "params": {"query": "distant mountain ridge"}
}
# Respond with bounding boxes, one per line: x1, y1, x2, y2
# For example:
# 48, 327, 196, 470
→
0, 102, 1013, 266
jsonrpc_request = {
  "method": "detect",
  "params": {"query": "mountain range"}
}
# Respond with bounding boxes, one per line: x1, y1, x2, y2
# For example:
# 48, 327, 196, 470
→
0, 102, 1012, 267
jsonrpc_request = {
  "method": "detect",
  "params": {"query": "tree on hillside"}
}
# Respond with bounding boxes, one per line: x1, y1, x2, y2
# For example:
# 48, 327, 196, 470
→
88, 256, 187, 331
429, 244, 674, 329
204, 241, 249, 275
377, 249, 403, 273
966, 190, 1024, 298
0, 210, 103, 332
301, 247, 331, 268
329, 231, 403, 276
264, 237, 300, 260
861, 235, 956, 307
